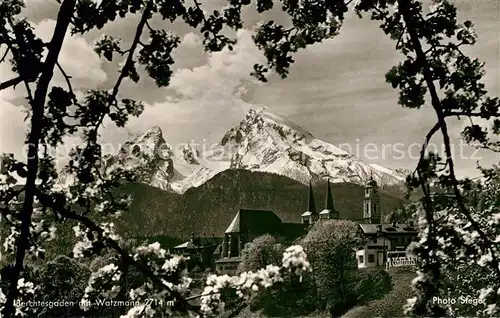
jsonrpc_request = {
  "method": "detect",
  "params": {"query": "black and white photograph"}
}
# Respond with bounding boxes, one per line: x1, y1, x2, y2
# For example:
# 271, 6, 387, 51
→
0, 0, 499, 317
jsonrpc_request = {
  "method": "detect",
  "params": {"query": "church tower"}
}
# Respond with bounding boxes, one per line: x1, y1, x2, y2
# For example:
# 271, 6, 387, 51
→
319, 179, 339, 220
301, 181, 319, 224
363, 174, 381, 224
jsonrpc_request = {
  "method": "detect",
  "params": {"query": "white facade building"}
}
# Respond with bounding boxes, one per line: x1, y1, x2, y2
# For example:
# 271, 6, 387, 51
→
356, 236, 391, 268
357, 176, 418, 269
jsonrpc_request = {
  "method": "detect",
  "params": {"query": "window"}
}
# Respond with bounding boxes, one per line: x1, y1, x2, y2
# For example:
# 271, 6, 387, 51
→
303, 218, 310, 225
368, 254, 375, 263
358, 255, 364, 264
373, 204, 377, 213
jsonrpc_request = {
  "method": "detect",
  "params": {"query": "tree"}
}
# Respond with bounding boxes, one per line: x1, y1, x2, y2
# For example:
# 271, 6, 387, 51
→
347, 1, 500, 315
36, 255, 91, 317
388, 202, 419, 224
300, 220, 361, 313
238, 234, 285, 273
429, 165, 500, 317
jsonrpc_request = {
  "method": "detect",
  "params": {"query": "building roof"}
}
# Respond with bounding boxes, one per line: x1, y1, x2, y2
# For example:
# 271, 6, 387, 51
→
359, 223, 417, 235
173, 237, 222, 249
174, 241, 196, 249
301, 211, 313, 217
319, 209, 331, 215
224, 209, 282, 235
366, 174, 378, 187
307, 181, 317, 214
324, 180, 336, 212
225, 212, 241, 233
279, 223, 308, 241
212, 244, 222, 255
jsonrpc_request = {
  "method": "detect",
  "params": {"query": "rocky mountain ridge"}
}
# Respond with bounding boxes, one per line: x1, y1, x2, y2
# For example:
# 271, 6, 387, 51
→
58, 108, 408, 193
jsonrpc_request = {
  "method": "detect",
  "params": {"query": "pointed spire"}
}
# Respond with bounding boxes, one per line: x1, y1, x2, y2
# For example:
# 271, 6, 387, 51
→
367, 171, 377, 187
307, 181, 316, 213
325, 179, 335, 211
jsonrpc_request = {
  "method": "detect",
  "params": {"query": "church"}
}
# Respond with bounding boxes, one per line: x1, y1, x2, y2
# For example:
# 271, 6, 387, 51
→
215, 180, 338, 274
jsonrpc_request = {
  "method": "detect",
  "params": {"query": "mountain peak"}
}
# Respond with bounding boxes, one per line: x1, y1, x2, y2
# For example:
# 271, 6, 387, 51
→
141, 126, 163, 139
215, 107, 405, 187
220, 108, 314, 147
76, 108, 406, 194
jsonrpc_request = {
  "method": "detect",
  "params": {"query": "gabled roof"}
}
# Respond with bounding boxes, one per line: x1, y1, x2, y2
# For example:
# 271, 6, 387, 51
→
225, 212, 241, 233
174, 241, 196, 249
193, 237, 223, 246
319, 209, 331, 215
359, 223, 418, 235
225, 209, 282, 235
212, 244, 222, 255
173, 237, 222, 249
301, 211, 313, 217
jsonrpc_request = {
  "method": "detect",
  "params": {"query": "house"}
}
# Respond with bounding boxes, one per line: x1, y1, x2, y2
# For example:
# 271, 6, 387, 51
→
356, 176, 418, 269
173, 234, 222, 269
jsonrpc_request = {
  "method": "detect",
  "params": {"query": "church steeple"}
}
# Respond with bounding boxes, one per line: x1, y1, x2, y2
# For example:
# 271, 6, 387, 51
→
320, 179, 339, 220
308, 181, 316, 213
325, 180, 334, 210
301, 181, 318, 224
363, 174, 381, 224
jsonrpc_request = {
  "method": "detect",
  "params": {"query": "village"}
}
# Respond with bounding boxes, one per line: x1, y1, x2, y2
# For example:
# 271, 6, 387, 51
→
172, 176, 419, 275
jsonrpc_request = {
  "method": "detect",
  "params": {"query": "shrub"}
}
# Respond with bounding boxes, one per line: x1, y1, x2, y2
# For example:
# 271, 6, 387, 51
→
36, 255, 91, 317
238, 234, 285, 273
300, 220, 361, 311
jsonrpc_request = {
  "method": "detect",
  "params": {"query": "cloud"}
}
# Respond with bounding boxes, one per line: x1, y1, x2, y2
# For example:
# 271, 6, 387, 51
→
99, 28, 266, 147
0, 100, 28, 159
180, 32, 202, 48
1, 18, 107, 102
36, 19, 107, 90
3, 1, 499, 180
0, 17, 107, 167
169, 29, 266, 99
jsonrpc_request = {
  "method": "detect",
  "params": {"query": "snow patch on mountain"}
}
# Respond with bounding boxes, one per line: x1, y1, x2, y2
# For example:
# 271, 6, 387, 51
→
58, 108, 406, 193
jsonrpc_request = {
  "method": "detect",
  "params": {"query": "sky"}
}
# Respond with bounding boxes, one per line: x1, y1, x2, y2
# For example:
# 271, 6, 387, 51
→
0, 0, 499, 178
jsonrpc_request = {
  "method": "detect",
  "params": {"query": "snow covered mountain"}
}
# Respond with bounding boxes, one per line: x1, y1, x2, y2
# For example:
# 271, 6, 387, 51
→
58, 108, 407, 193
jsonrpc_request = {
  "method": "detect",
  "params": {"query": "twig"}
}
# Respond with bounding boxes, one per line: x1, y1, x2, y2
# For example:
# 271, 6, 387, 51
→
0, 46, 10, 64
55, 61, 79, 105
445, 111, 500, 118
